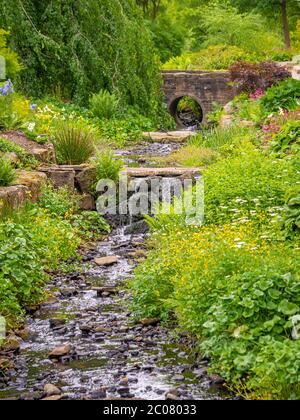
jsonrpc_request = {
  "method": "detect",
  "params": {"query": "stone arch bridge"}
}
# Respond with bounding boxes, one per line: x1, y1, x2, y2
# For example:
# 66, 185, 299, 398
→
162, 70, 236, 125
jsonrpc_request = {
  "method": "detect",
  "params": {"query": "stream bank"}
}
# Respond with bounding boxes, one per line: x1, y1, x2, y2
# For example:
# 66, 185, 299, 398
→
0, 137, 229, 401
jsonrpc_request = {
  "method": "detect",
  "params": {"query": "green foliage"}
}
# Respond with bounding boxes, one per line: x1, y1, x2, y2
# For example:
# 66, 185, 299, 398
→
206, 102, 226, 126
199, 252, 300, 397
270, 119, 300, 154
0, 29, 22, 79
89, 90, 119, 120
52, 121, 96, 165
282, 190, 300, 238
203, 141, 298, 225
177, 96, 201, 115
0, 0, 165, 121
148, 15, 185, 63
0, 137, 38, 168
0, 206, 80, 321
186, 4, 282, 56
232, 93, 264, 124
131, 134, 300, 399
38, 183, 80, 217
163, 45, 252, 71
190, 126, 253, 151
0, 156, 16, 186
70, 211, 110, 241
0, 90, 18, 130
97, 114, 156, 147
260, 79, 300, 114
93, 150, 123, 185
165, 145, 220, 167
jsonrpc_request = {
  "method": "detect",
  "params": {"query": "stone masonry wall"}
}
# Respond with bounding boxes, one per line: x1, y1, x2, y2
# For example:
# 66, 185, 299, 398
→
162, 71, 236, 123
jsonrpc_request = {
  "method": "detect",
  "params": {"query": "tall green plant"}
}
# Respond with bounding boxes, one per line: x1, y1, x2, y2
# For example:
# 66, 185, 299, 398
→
93, 149, 123, 185
89, 90, 119, 120
52, 121, 96, 165
0, 157, 16, 186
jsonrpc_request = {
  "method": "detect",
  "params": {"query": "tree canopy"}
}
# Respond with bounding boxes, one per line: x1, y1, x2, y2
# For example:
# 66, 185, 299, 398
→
0, 0, 163, 118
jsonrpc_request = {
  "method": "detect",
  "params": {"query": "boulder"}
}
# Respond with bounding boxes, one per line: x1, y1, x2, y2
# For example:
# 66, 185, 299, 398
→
92, 286, 118, 297
49, 319, 67, 329
140, 318, 160, 327
15, 170, 47, 202
3, 334, 21, 353
39, 167, 75, 190
0, 185, 27, 210
49, 344, 71, 359
44, 384, 62, 397
2, 152, 19, 164
1, 131, 55, 163
80, 194, 96, 211
75, 166, 96, 194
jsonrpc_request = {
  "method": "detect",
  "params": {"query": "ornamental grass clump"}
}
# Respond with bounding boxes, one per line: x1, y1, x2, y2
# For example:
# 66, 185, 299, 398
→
52, 121, 96, 165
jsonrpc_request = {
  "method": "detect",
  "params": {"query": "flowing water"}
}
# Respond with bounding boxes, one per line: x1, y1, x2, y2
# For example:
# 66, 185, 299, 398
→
0, 139, 228, 401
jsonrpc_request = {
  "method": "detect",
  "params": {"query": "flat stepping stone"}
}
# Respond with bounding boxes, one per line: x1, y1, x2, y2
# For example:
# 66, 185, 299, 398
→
123, 167, 200, 178
94, 256, 118, 266
143, 131, 196, 143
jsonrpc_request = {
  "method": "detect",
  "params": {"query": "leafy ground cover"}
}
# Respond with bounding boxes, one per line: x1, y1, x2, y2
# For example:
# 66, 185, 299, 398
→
131, 77, 300, 400
0, 184, 109, 327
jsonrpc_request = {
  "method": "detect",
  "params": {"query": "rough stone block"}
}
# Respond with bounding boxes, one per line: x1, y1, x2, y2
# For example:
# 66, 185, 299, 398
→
75, 166, 96, 194
0, 185, 27, 210
15, 170, 47, 202
80, 194, 96, 211
39, 168, 75, 190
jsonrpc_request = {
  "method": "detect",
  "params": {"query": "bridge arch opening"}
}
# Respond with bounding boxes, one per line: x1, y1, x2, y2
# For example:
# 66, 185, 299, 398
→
169, 96, 203, 129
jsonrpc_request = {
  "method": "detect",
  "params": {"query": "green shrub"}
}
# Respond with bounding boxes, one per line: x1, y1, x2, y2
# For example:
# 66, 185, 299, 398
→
93, 149, 123, 185
148, 16, 185, 63
70, 211, 110, 240
204, 142, 298, 225
89, 90, 119, 120
52, 121, 96, 164
131, 220, 300, 399
97, 112, 156, 147
0, 206, 80, 321
270, 119, 300, 155
0, 29, 22, 79
0, 220, 47, 319
231, 93, 264, 124
38, 183, 80, 217
163, 45, 252, 71
206, 102, 226, 126
260, 79, 300, 114
282, 190, 300, 238
188, 5, 282, 56
0, 87, 17, 130
0, 157, 16, 186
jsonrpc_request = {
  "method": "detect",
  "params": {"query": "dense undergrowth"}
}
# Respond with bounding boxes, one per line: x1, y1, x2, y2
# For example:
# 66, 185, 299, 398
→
0, 184, 109, 328
131, 77, 300, 400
